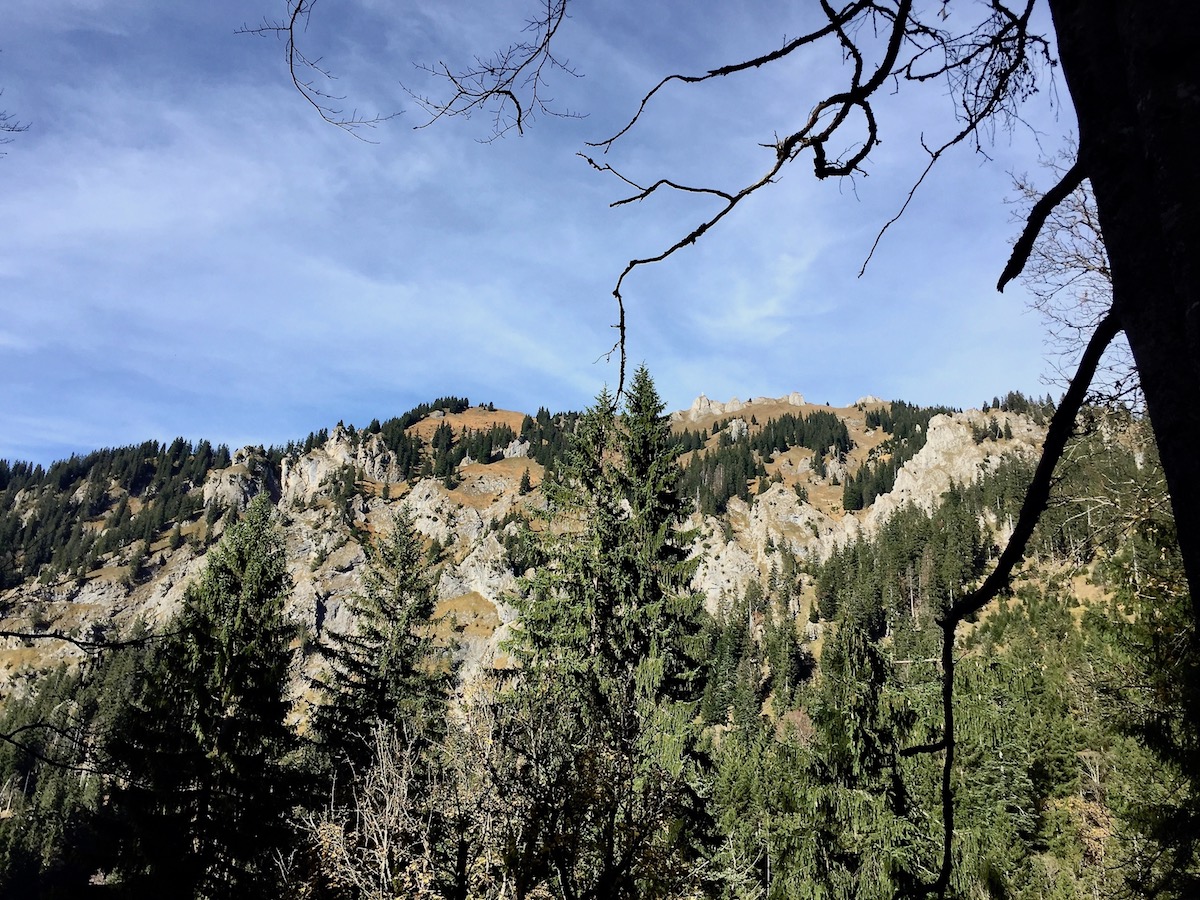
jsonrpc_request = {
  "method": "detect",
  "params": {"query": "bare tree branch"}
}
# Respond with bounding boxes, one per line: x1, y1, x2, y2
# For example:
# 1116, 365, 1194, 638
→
858, 129, 968, 276
902, 309, 1121, 897
0, 86, 29, 154
251, 3, 1054, 399
998, 156, 1087, 291
0, 719, 118, 779
584, 0, 1054, 391
0, 625, 165, 776
0, 627, 162, 654
1003, 147, 1137, 411
589, 1, 876, 152
952, 314, 1120, 620
861, 0, 1049, 273
403, 0, 583, 141
239, 1, 397, 139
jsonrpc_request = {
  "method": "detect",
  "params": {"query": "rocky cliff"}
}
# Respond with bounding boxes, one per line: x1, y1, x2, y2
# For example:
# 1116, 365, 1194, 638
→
0, 394, 1046, 692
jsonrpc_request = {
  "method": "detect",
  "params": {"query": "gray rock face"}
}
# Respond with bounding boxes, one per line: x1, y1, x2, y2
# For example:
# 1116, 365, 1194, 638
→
680, 409, 1044, 607
202, 447, 279, 512
860, 411, 1043, 535
280, 426, 401, 506
691, 520, 760, 612
0, 400, 1048, 693
737, 485, 838, 560
437, 533, 518, 606
672, 390, 809, 423
404, 479, 484, 545
502, 439, 530, 459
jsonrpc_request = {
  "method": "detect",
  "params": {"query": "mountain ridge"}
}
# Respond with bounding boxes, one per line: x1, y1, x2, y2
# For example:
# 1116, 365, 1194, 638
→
0, 390, 1051, 692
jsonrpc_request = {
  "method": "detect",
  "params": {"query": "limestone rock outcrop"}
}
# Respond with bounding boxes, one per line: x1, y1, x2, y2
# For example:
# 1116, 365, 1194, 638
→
280, 425, 402, 506
672, 391, 807, 423
735, 485, 840, 560
502, 439, 531, 459
202, 447, 279, 511
860, 410, 1044, 534
0, 396, 1051, 693
690, 519, 761, 611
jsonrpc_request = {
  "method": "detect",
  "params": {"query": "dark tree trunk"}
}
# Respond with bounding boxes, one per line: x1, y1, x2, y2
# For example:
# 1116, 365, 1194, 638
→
1049, 1, 1200, 616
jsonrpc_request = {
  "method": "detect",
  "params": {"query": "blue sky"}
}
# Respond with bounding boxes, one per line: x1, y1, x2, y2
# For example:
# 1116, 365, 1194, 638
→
1, 1, 1076, 466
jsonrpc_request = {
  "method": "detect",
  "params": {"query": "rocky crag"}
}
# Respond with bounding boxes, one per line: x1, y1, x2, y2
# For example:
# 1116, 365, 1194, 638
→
0, 395, 1046, 692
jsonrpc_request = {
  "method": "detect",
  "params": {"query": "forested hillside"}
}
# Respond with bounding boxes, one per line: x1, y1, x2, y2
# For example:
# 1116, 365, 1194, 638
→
0, 377, 1193, 899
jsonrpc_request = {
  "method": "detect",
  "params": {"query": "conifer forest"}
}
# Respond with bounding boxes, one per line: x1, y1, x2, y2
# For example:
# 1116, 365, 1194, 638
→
5, 2, 1200, 898
0, 369, 1195, 900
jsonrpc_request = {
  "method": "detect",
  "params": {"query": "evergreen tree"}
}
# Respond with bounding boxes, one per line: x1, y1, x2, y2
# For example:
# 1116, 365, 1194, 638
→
790, 614, 933, 899
0, 666, 108, 895
1093, 448, 1200, 897
507, 367, 711, 898
310, 506, 446, 782
108, 495, 298, 899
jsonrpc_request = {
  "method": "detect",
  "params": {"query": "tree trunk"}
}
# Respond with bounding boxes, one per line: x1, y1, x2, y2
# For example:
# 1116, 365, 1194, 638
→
1049, 1, 1200, 617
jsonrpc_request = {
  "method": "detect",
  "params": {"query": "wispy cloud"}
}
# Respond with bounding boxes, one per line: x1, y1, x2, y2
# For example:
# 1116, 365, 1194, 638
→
0, 1, 1072, 465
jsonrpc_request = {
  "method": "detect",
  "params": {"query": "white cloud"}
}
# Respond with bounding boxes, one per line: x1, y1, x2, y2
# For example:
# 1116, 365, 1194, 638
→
0, 1, 1077, 465
5, 0, 151, 33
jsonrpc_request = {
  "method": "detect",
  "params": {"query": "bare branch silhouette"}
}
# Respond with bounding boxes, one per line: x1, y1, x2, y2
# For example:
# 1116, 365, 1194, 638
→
581, 0, 1051, 389
403, 0, 584, 141
239, 1, 397, 139
900, 310, 1121, 897
0, 86, 29, 154
998, 157, 1087, 291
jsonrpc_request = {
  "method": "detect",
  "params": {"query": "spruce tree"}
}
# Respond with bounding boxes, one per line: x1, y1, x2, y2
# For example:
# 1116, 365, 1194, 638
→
618, 364, 707, 705
310, 506, 446, 783
508, 367, 711, 899
108, 495, 297, 899
1095, 446, 1200, 897
0, 666, 112, 895
789, 614, 933, 900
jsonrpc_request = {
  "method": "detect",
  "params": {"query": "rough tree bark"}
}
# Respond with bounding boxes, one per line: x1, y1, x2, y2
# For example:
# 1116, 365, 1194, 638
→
1049, 1, 1200, 615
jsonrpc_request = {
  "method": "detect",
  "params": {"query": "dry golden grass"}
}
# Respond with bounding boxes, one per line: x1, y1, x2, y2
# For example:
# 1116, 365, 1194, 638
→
434, 591, 501, 642
448, 457, 543, 510
46, 602, 105, 633
86, 565, 125, 583
674, 398, 894, 521
670, 398, 886, 437
359, 480, 411, 500
394, 398, 894, 523
0, 645, 58, 676
407, 407, 528, 443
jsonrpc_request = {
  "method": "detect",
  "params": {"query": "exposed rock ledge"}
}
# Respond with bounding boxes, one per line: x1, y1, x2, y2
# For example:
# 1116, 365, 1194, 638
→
672, 391, 806, 423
